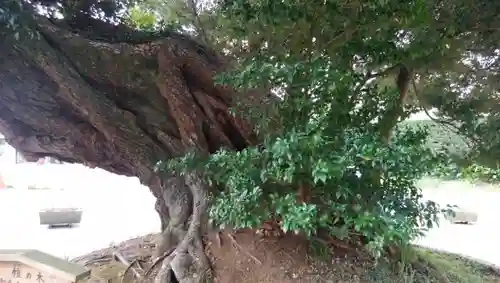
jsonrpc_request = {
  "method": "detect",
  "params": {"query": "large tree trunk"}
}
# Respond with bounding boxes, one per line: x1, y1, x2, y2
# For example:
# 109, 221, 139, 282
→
0, 12, 268, 283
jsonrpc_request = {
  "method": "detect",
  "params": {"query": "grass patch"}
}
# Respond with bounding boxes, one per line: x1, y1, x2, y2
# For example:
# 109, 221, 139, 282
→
323, 246, 500, 283
414, 248, 500, 283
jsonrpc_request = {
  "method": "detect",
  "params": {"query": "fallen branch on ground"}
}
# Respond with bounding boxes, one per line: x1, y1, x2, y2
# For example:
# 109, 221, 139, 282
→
144, 247, 176, 277
113, 251, 143, 281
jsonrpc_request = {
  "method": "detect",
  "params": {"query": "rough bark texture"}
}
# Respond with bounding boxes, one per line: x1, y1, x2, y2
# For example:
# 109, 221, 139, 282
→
0, 12, 269, 283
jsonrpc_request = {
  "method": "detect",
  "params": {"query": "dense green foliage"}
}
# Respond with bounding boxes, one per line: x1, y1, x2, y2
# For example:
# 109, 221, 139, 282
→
166, 86, 443, 257
151, 0, 500, 256
432, 162, 500, 183
159, 0, 474, 257
400, 120, 469, 158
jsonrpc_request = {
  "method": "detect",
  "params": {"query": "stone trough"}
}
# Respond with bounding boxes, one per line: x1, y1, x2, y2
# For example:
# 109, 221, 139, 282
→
444, 207, 478, 224
39, 208, 83, 227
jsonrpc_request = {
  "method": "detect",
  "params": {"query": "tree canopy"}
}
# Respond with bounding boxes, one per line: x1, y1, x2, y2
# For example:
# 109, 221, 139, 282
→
1, 0, 499, 282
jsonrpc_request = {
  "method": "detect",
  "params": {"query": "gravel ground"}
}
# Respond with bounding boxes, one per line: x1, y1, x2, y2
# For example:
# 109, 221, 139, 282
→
0, 169, 499, 266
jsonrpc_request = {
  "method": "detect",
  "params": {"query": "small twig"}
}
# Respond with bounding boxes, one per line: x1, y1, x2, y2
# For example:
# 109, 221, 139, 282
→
113, 252, 142, 281
84, 257, 112, 266
227, 233, 262, 265
75, 254, 113, 266
144, 247, 176, 277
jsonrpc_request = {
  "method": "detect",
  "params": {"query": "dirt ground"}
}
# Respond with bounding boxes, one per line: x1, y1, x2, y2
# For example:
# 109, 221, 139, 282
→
72, 230, 500, 283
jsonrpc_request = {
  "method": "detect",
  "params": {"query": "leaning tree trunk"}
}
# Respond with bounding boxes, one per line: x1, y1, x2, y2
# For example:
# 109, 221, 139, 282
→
0, 12, 270, 283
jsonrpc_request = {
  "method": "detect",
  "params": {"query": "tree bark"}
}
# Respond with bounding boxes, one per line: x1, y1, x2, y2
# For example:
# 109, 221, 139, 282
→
0, 12, 267, 283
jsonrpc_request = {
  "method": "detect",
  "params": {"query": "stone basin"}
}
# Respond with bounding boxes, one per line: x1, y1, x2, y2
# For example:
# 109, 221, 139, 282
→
444, 207, 478, 224
39, 208, 83, 227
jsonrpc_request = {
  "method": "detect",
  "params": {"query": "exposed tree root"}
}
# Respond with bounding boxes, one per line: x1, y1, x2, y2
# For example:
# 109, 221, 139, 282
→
145, 248, 175, 277
148, 172, 211, 283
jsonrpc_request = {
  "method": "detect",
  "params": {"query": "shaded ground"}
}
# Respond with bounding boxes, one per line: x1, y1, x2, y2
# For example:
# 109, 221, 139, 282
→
72, 231, 500, 283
